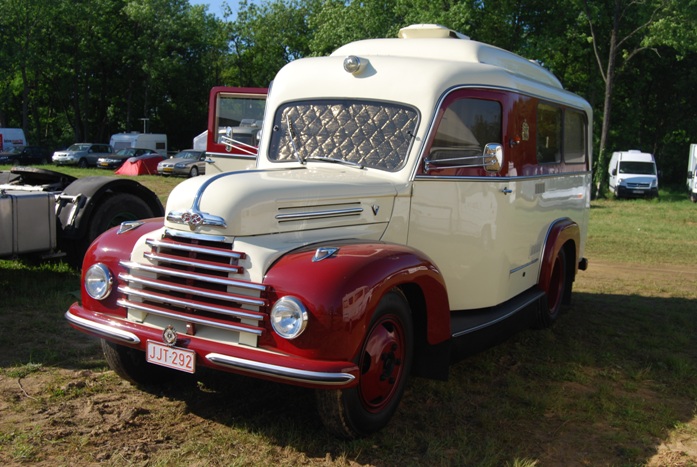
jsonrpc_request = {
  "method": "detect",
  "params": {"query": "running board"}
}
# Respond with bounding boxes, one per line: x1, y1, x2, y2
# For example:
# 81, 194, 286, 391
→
450, 288, 544, 337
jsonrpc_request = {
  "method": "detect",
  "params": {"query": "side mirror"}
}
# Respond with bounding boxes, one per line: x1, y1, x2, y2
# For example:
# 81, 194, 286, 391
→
688, 171, 693, 179
483, 143, 502, 173
611, 168, 617, 176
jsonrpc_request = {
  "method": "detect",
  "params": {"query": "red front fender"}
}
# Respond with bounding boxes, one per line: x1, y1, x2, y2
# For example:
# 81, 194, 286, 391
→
263, 240, 451, 363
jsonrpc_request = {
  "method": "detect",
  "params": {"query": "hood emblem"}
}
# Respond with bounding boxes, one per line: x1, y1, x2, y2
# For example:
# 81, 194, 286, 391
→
167, 208, 227, 229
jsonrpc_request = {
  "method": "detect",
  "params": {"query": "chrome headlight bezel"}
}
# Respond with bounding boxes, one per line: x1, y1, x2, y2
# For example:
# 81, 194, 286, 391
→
270, 296, 308, 339
84, 263, 113, 300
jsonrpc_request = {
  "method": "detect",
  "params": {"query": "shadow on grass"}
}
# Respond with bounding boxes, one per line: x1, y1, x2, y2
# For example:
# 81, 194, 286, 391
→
2, 254, 694, 465
93, 290, 697, 466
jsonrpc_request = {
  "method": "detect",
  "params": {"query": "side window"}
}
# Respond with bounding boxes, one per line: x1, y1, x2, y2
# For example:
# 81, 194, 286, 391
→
431, 98, 501, 161
537, 103, 561, 163
563, 110, 586, 164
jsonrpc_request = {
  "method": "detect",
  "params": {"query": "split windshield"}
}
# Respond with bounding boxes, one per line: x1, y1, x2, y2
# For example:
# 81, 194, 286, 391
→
268, 99, 419, 172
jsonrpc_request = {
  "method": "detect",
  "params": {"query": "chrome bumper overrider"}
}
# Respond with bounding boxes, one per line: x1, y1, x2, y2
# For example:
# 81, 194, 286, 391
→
65, 311, 141, 344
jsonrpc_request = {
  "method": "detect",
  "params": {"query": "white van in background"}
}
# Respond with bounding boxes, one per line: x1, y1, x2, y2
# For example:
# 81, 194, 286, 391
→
608, 150, 659, 198
687, 144, 697, 202
109, 132, 167, 155
0, 128, 28, 152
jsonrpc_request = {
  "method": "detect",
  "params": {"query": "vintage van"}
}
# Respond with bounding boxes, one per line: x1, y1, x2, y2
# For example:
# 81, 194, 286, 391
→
66, 24, 592, 438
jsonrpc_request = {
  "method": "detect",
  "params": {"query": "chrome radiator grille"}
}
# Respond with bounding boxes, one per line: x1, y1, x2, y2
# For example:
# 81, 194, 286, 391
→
117, 234, 268, 346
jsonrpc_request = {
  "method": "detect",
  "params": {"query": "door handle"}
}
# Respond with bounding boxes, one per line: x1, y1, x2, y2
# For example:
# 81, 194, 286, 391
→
500, 187, 512, 195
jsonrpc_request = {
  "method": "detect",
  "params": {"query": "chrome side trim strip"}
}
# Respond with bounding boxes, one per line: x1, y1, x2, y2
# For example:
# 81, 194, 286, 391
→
120, 261, 267, 292
275, 207, 363, 221
510, 258, 539, 274
65, 311, 140, 344
414, 171, 591, 182
118, 286, 265, 321
117, 299, 263, 336
206, 353, 356, 386
119, 274, 266, 307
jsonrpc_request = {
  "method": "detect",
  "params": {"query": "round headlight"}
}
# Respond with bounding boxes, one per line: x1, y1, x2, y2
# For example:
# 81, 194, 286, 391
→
84, 263, 113, 300
270, 296, 308, 339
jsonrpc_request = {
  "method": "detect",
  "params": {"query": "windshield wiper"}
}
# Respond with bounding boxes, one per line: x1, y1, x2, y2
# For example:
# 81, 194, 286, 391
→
285, 114, 305, 165
304, 156, 364, 169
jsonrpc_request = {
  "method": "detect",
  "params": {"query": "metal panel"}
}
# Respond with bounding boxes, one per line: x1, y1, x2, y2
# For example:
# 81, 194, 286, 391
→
0, 191, 56, 256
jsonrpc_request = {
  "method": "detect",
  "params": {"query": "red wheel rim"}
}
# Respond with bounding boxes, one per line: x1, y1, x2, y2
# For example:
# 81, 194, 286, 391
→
358, 315, 406, 413
547, 253, 565, 313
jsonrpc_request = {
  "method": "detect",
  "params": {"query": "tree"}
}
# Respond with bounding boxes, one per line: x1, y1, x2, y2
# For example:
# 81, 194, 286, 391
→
581, 0, 669, 197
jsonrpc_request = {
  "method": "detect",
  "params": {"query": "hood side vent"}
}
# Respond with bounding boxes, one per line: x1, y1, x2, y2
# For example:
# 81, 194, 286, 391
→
276, 202, 363, 223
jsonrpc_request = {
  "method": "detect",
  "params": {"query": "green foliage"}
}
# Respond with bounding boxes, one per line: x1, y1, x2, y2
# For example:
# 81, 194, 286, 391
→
1, 0, 696, 185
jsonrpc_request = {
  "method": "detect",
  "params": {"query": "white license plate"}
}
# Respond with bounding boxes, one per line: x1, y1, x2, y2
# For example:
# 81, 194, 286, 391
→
146, 340, 196, 373
632, 190, 643, 194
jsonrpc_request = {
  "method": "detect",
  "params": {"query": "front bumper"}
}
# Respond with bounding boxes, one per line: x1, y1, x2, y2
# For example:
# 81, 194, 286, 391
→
616, 186, 658, 198
65, 303, 359, 388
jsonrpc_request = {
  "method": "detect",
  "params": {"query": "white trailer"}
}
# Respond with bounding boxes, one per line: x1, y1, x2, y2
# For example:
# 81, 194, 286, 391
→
0, 128, 28, 152
109, 132, 167, 155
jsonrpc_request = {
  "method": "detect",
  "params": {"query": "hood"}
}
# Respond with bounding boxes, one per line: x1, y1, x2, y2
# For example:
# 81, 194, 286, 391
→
164, 167, 398, 237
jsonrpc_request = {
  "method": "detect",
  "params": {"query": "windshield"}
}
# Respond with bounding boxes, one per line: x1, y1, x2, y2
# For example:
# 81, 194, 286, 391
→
619, 161, 656, 175
176, 151, 199, 160
68, 144, 91, 151
115, 149, 136, 156
268, 99, 419, 172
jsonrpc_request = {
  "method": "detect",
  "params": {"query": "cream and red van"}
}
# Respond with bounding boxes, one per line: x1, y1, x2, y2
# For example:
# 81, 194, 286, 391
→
66, 24, 592, 438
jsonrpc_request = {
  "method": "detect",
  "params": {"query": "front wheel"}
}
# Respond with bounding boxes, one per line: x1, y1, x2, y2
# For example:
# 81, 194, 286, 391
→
189, 166, 199, 177
101, 340, 174, 385
316, 289, 413, 439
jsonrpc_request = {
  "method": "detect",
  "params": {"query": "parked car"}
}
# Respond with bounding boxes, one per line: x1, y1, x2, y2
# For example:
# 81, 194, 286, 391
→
52, 143, 113, 167
0, 146, 51, 165
96, 148, 159, 169
157, 149, 207, 177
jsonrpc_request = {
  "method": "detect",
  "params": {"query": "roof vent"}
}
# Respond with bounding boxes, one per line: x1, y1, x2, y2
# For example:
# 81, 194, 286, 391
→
398, 24, 469, 40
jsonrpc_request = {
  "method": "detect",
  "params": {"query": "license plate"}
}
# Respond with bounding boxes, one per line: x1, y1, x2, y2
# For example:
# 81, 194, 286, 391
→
99, 162, 108, 167
164, 167, 173, 172
146, 340, 196, 373
632, 190, 643, 194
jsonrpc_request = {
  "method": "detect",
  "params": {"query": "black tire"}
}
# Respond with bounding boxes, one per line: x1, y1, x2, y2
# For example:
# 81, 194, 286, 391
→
87, 193, 155, 243
535, 247, 567, 328
189, 166, 199, 177
64, 193, 156, 267
316, 289, 413, 439
101, 339, 173, 385
78, 158, 88, 168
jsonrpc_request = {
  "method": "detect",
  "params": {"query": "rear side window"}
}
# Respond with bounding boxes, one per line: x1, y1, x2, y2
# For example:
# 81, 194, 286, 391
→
563, 110, 586, 164
537, 103, 561, 163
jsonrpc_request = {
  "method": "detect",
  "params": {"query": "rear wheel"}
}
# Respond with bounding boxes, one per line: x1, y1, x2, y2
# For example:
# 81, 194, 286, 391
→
535, 247, 567, 328
316, 289, 413, 439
